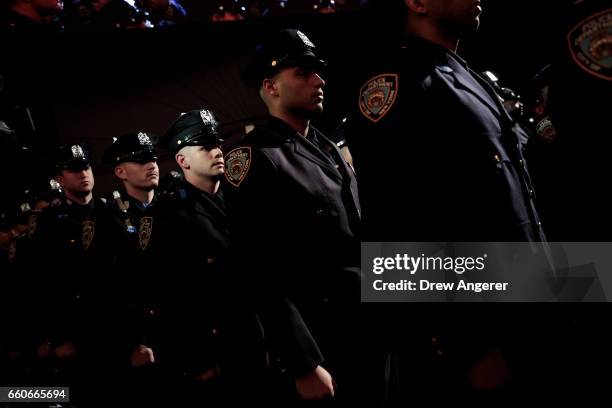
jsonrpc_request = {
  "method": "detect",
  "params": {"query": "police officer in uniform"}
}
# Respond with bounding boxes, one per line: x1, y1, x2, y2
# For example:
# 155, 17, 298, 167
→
226, 29, 386, 406
103, 131, 160, 265
343, 0, 554, 403
347, 0, 546, 243
103, 131, 162, 404
157, 109, 264, 406
29, 143, 116, 403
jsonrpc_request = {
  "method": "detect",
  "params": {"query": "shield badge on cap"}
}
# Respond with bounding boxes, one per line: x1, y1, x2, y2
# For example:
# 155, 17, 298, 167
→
200, 110, 216, 126
567, 8, 612, 81
225, 147, 252, 187
138, 132, 152, 146
297, 30, 315, 48
71, 145, 85, 158
82, 220, 95, 251
359, 74, 399, 123
139, 217, 153, 251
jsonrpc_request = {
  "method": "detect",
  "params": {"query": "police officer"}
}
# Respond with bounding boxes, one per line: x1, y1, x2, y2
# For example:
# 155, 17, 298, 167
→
28, 143, 117, 402
157, 109, 264, 406
103, 131, 162, 403
347, 0, 546, 243
343, 0, 557, 403
543, 0, 612, 241
103, 131, 160, 258
226, 29, 385, 406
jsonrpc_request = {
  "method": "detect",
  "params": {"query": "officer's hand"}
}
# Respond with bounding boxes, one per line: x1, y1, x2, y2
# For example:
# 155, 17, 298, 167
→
468, 349, 511, 391
53, 341, 76, 360
295, 365, 335, 400
130, 345, 155, 367
194, 365, 221, 382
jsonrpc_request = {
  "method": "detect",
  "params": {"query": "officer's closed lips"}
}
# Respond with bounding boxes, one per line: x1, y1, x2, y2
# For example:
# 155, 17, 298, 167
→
212, 158, 225, 170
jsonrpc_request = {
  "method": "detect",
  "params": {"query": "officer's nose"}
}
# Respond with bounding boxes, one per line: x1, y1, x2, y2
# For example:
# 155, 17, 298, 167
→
212, 148, 223, 159
313, 73, 326, 87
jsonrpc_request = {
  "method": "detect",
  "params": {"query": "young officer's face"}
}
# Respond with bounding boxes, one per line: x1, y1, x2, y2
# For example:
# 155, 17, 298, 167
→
276, 66, 326, 117
116, 161, 160, 191
178, 145, 225, 179
57, 166, 95, 197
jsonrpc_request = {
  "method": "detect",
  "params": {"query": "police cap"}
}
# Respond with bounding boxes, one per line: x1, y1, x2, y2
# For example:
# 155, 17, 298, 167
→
159, 109, 223, 154
241, 29, 327, 88
53, 144, 91, 172
103, 132, 158, 165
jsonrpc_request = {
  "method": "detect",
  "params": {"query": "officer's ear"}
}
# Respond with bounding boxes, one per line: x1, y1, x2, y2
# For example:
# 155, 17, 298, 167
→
405, 0, 427, 14
262, 78, 279, 97
114, 164, 127, 181
175, 152, 189, 170
54, 173, 65, 189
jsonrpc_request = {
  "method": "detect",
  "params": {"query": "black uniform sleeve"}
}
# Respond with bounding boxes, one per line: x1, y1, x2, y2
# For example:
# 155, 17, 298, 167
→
227, 147, 324, 377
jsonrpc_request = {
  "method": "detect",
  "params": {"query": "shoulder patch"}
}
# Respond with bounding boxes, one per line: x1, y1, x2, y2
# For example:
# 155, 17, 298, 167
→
567, 8, 612, 81
359, 73, 399, 123
224, 146, 252, 187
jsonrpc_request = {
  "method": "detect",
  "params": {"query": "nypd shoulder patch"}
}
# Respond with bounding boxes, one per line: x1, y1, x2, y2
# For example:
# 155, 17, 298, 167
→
359, 73, 399, 123
567, 8, 612, 81
224, 146, 252, 187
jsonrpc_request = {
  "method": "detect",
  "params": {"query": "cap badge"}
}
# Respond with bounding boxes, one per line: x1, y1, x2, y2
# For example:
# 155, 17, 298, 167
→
138, 132, 152, 146
200, 110, 215, 126
297, 30, 315, 48
71, 145, 85, 158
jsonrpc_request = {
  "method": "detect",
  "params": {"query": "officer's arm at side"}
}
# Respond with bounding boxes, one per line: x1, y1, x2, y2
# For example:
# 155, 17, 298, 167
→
226, 147, 325, 377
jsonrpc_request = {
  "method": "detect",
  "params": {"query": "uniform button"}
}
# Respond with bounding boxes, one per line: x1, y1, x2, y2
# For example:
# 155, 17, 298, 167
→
323, 297, 330, 303
316, 209, 324, 216
519, 159, 524, 165
211, 328, 219, 336
148, 309, 155, 316
207, 257, 215, 264
494, 154, 501, 163
537, 222, 542, 229
529, 189, 534, 197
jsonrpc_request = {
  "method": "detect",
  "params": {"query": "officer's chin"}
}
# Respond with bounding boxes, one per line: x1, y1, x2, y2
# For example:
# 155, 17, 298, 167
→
74, 188, 92, 198
142, 181, 159, 190
311, 103, 324, 116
